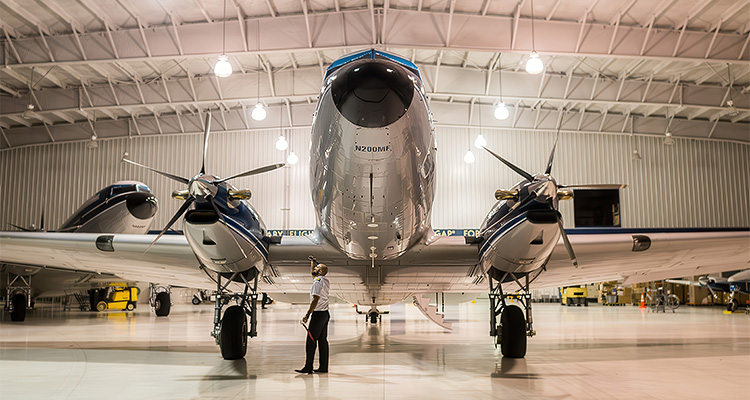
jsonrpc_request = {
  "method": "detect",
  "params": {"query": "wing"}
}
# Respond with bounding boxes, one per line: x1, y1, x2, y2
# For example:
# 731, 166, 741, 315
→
535, 229, 750, 288
0, 231, 212, 289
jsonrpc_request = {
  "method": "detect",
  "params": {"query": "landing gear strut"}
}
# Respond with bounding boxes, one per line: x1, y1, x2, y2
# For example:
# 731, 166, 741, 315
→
5, 273, 32, 322
209, 269, 259, 360
488, 267, 543, 358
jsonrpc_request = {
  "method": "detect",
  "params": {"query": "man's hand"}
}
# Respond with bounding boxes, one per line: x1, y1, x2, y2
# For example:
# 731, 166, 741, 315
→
302, 314, 309, 324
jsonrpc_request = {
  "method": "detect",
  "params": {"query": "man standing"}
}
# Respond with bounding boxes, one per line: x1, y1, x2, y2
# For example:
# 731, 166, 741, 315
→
295, 259, 330, 374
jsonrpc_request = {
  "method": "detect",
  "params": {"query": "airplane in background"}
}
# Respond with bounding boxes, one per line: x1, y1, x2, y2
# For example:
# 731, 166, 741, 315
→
2, 181, 158, 321
1, 49, 748, 359
667, 269, 750, 312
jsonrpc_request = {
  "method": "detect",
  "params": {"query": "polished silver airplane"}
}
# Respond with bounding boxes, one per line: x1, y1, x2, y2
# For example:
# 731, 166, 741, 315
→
2, 50, 748, 359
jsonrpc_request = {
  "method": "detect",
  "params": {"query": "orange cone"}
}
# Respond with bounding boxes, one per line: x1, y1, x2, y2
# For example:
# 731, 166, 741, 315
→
639, 292, 646, 309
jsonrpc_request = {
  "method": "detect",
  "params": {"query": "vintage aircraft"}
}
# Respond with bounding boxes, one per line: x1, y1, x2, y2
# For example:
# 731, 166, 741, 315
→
667, 269, 750, 312
2, 181, 158, 321
1, 50, 748, 359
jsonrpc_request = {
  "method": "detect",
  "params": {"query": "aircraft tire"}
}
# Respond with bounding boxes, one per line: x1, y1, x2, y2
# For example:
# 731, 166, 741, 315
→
220, 305, 248, 360
370, 313, 378, 324
154, 292, 171, 316
500, 306, 526, 358
10, 293, 26, 321
727, 299, 738, 312
192, 296, 201, 305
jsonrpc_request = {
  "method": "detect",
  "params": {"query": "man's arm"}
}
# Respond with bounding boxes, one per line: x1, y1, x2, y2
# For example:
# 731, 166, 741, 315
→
302, 295, 319, 324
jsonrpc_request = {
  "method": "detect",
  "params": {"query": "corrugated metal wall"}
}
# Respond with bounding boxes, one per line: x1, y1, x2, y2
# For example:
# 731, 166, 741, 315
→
1, 127, 748, 231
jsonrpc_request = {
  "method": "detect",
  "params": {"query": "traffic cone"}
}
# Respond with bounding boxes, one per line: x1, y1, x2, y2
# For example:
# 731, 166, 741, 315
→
639, 292, 646, 309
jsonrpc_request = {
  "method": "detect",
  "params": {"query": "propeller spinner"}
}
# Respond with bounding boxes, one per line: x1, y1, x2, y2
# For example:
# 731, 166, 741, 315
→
122, 112, 284, 251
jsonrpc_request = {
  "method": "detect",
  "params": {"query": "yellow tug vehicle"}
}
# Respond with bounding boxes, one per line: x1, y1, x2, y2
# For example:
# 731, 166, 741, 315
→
95, 283, 140, 311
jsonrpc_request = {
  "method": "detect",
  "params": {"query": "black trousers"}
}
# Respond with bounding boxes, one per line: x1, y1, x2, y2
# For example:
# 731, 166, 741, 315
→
304, 310, 330, 370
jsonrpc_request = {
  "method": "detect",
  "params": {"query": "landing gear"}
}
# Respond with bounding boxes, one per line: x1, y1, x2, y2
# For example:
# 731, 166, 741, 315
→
5, 273, 31, 322
150, 284, 172, 316
209, 269, 259, 360
10, 293, 27, 321
488, 267, 542, 358
727, 298, 738, 313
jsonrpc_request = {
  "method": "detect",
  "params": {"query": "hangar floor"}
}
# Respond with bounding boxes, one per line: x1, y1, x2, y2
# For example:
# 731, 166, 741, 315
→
1, 300, 748, 399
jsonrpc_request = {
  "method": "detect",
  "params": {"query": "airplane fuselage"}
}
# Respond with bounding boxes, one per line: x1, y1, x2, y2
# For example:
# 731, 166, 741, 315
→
311, 52, 436, 260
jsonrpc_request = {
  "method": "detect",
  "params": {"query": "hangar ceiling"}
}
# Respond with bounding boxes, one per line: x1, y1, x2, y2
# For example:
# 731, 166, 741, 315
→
0, 0, 748, 149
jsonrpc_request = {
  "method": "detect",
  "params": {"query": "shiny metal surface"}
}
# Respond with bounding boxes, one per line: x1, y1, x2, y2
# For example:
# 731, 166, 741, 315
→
310, 58, 436, 261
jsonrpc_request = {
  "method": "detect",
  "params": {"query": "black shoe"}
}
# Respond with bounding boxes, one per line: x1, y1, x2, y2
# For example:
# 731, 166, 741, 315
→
295, 368, 313, 374
314, 369, 328, 373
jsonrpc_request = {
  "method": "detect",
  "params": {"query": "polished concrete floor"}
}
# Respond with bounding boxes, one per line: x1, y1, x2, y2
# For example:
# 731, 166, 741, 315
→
1, 299, 748, 400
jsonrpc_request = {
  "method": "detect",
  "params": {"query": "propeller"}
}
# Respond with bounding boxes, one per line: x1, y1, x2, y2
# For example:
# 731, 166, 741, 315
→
122, 112, 285, 252
481, 129, 626, 269
8, 209, 46, 232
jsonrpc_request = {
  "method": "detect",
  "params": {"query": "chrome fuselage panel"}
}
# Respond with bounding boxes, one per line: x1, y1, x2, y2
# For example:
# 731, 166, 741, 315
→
310, 58, 436, 260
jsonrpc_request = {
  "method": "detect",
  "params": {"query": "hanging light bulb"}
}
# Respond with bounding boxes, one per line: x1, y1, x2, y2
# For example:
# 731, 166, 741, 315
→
494, 102, 510, 120
474, 133, 487, 149
251, 103, 267, 121
287, 151, 299, 165
275, 134, 288, 151
22, 103, 35, 119
463, 149, 476, 164
214, 55, 232, 78
525, 52, 544, 75
632, 148, 642, 161
664, 131, 675, 146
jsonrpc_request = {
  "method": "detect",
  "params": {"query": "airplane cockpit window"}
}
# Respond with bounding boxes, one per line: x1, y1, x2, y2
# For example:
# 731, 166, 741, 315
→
111, 185, 136, 196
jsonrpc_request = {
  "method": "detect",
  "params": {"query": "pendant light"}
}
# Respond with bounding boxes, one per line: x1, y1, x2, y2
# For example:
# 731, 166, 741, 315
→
214, 0, 232, 77
252, 23, 266, 121
525, 0, 544, 75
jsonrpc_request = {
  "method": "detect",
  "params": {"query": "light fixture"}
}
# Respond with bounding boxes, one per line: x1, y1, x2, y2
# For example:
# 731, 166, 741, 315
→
251, 103, 267, 121
632, 148, 642, 161
286, 151, 298, 165
22, 103, 35, 119
474, 133, 487, 149
214, 55, 232, 77
464, 149, 476, 164
664, 131, 675, 146
214, 0, 232, 77
87, 135, 98, 149
275, 134, 288, 151
525, 0, 544, 75
525, 52, 544, 75
494, 102, 510, 120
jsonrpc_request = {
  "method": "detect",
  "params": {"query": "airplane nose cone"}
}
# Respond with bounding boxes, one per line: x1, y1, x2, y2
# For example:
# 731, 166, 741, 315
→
331, 60, 414, 128
126, 192, 158, 220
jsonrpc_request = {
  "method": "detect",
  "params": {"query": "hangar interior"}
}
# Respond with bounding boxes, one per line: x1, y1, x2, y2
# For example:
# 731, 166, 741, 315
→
1, 0, 749, 399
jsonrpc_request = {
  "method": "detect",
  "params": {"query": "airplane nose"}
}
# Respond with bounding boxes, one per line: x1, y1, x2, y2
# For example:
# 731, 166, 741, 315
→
331, 60, 414, 128
126, 192, 158, 220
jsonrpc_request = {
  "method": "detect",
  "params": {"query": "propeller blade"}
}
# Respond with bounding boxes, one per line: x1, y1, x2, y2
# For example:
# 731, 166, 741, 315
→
201, 113, 212, 174
8, 223, 33, 232
559, 184, 628, 190
545, 128, 561, 175
208, 197, 247, 258
481, 147, 534, 182
557, 219, 578, 268
214, 163, 286, 183
122, 156, 189, 184
145, 197, 194, 253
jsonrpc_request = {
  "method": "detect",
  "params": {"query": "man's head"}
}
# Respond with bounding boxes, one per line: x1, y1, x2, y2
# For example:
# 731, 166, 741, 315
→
312, 263, 328, 277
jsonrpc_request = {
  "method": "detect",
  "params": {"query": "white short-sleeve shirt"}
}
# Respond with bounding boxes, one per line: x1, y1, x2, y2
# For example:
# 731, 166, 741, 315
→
310, 275, 330, 311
